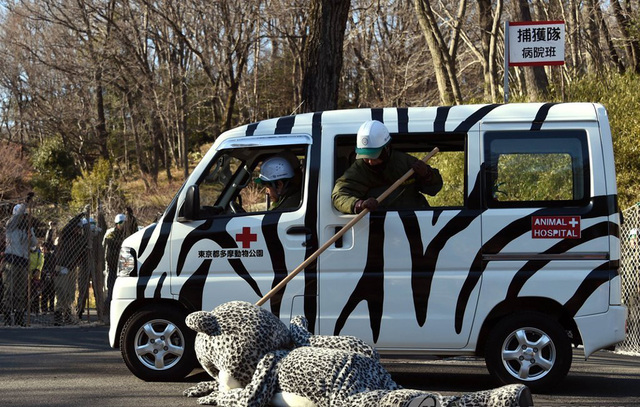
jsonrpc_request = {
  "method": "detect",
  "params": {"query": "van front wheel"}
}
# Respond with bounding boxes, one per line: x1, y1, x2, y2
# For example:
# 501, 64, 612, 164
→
484, 312, 572, 393
120, 305, 197, 381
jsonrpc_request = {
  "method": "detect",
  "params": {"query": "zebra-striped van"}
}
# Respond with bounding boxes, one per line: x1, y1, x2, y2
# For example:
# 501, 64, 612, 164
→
109, 103, 627, 392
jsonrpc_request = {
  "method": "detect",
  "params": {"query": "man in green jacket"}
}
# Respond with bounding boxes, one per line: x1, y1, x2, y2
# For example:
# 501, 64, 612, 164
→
332, 120, 442, 214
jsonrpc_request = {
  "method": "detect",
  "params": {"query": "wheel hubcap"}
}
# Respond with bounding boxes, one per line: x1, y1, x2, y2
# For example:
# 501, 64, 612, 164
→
134, 319, 185, 370
501, 326, 555, 381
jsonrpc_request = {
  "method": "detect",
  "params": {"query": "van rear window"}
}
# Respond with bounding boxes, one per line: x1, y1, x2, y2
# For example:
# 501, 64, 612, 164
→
484, 130, 590, 208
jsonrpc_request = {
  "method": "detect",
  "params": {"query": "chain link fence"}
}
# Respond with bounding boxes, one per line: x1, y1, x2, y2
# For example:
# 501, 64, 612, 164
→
1, 199, 140, 327
618, 204, 640, 355
2, 199, 639, 355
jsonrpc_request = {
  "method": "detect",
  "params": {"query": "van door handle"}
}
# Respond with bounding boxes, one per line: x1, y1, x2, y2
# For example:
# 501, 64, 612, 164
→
334, 226, 343, 248
286, 226, 313, 247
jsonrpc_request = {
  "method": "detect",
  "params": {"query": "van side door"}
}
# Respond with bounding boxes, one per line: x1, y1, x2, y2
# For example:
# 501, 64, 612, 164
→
478, 118, 613, 324
169, 136, 312, 319
318, 128, 483, 350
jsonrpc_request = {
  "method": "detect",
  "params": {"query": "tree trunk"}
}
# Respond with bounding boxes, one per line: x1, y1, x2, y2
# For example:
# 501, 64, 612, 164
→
488, 0, 503, 102
125, 90, 151, 190
414, 0, 462, 105
516, 0, 549, 101
593, 2, 624, 74
94, 69, 109, 160
301, 0, 351, 112
566, 0, 581, 75
611, 0, 640, 73
583, 0, 602, 74
478, 0, 492, 99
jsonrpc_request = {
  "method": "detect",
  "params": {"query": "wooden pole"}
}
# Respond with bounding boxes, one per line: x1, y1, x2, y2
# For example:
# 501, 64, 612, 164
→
256, 147, 439, 306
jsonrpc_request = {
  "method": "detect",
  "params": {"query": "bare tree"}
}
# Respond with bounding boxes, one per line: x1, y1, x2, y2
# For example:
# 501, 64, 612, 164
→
300, 0, 351, 112
241, 0, 309, 119
146, 0, 261, 133
414, 0, 463, 105
610, 0, 640, 73
476, 0, 504, 101
342, 1, 437, 108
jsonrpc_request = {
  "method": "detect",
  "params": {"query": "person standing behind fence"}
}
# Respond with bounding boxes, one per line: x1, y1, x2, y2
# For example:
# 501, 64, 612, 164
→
54, 213, 86, 326
124, 207, 139, 238
28, 244, 44, 315
75, 213, 92, 318
40, 241, 56, 314
103, 213, 127, 314
2, 204, 37, 326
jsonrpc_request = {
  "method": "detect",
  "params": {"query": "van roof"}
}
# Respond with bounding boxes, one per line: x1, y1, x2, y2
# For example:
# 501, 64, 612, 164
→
216, 102, 602, 143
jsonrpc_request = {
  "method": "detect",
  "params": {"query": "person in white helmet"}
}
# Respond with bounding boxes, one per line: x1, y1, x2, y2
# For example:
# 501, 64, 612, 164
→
332, 120, 442, 214
102, 213, 127, 313
255, 154, 302, 211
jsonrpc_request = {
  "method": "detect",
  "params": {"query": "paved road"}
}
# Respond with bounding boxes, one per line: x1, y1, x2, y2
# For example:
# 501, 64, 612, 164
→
0, 325, 638, 407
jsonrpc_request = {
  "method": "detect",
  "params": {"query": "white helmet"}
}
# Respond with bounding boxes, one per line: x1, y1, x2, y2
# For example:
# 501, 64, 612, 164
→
115, 213, 126, 224
256, 156, 294, 184
356, 120, 391, 159
12, 204, 25, 216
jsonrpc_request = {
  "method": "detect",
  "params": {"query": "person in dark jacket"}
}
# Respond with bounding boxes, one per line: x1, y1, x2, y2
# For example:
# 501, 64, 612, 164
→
40, 240, 56, 313
53, 212, 87, 325
332, 120, 442, 214
124, 206, 139, 238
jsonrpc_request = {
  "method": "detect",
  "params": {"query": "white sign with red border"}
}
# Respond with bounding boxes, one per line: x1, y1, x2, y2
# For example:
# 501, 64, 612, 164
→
531, 216, 581, 239
508, 21, 565, 66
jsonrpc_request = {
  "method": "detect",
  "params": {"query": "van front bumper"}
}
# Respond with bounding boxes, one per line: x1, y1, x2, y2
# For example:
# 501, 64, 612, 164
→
108, 298, 135, 348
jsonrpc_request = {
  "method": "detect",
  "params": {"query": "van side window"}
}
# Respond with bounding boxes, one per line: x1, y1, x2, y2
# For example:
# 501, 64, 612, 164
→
196, 146, 307, 217
333, 133, 466, 209
484, 131, 589, 208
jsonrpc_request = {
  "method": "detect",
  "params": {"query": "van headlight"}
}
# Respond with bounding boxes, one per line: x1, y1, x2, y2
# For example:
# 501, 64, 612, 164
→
118, 247, 137, 277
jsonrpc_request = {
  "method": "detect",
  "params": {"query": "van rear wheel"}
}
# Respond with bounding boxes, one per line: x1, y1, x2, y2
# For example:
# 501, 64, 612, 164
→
120, 305, 197, 381
484, 312, 572, 393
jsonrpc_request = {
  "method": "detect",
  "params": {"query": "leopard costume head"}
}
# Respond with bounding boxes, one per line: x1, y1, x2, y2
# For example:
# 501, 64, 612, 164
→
185, 300, 293, 388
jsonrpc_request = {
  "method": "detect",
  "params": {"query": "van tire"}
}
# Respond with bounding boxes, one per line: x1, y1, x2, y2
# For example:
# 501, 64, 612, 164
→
484, 312, 572, 393
120, 304, 197, 381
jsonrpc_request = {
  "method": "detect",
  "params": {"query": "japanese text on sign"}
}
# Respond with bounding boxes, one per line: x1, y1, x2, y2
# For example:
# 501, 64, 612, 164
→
508, 21, 565, 66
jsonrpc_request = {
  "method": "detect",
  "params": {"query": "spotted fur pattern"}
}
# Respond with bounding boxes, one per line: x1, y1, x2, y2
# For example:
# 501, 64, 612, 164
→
184, 301, 532, 407
185, 301, 293, 388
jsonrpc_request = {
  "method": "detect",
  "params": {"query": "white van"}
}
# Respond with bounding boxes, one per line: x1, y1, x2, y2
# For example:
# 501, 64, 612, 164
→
109, 103, 626, 391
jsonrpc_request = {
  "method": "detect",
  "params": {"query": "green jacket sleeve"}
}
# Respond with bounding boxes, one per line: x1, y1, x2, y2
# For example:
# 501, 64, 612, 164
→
332, 163, 371, 214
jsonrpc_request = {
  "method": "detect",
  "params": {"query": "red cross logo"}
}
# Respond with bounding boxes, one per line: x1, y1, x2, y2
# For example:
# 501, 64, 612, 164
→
236, 227, 258, 248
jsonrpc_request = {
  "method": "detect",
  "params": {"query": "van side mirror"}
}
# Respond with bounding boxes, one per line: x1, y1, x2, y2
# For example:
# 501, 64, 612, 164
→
183, 185, 200, 220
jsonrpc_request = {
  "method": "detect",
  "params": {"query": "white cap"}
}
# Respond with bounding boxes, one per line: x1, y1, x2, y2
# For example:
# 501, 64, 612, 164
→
115, 213, 126, 224
355, 120, 391, 159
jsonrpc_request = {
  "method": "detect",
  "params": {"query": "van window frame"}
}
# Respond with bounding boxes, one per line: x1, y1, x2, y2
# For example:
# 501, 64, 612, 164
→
333, 132, 468, 210
483, 130, 591, 209
193, 143, 309, 217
